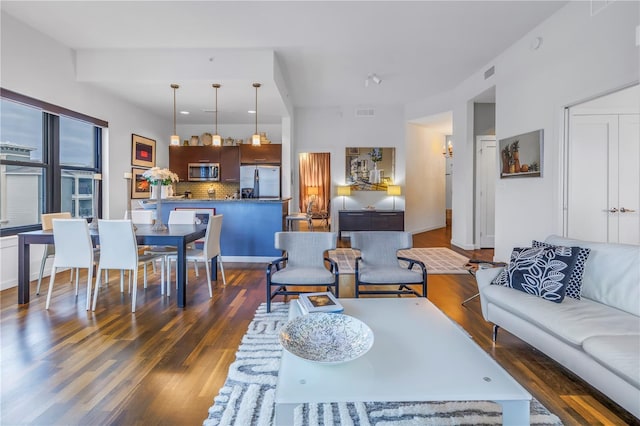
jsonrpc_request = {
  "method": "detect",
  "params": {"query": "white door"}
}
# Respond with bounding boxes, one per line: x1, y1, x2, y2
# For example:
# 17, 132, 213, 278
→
568, 114, 639, 243
476, 136, 496, 248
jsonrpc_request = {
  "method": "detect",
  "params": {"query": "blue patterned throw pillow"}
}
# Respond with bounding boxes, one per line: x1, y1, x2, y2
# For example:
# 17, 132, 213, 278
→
532, 240, 590, 300
492, 246, 580, 303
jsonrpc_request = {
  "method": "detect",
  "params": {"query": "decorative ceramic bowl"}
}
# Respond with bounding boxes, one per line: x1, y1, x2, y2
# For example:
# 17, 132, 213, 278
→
279, 313, 374, 364
201, 133, 212, 146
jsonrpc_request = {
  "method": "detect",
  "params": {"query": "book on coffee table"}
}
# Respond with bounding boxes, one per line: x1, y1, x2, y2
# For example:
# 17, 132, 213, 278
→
297, 292, 343, 314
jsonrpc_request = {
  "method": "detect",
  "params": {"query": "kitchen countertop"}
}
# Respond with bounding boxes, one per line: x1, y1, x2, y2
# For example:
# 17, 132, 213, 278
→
142, 197, 291, 203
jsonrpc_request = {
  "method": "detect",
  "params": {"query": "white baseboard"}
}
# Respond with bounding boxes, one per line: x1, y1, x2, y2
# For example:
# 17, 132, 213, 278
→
450, 239, 476, 251
408, 224, 444, 235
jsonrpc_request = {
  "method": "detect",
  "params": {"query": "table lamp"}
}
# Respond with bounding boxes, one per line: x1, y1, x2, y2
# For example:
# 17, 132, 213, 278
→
387, 185, 401, 210
307, 186, 319, 206
337, 185, 351, 209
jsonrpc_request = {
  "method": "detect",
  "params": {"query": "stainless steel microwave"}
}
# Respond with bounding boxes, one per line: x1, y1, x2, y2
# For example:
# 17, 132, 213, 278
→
188, 163, 220, 181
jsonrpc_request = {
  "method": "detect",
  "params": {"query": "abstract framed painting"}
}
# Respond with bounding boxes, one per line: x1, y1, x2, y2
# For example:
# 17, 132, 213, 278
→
131, 134, 156, 168
131, 167, 151, 199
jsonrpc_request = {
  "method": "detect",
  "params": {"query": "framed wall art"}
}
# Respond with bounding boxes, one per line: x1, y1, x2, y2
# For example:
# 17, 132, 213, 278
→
345, 147, 395, 191
131, 134, 156, 168
499, 129, 543, 179
131, 167, 151, 199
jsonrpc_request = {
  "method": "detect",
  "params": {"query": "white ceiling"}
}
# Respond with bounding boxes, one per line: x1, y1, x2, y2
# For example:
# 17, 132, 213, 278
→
1, 1, 566, 126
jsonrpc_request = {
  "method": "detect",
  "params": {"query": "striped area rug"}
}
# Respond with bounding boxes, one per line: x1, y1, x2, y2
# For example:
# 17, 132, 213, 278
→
203, 303, 563, 426
328, 247, 471, 275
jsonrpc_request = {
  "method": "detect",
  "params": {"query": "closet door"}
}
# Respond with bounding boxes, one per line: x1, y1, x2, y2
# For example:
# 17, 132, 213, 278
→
617, 114, 640, 244
567, 115, 616, 242
568, 114, 639, 243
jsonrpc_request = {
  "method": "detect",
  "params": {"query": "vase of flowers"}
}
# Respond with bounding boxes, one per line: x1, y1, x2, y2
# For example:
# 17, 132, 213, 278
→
142, 167, 179, 231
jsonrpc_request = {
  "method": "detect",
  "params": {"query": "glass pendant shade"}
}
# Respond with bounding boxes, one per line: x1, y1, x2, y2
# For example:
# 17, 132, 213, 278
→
252, 134, 261, 145
170, 135, 180, 146
212, 134, 222, 146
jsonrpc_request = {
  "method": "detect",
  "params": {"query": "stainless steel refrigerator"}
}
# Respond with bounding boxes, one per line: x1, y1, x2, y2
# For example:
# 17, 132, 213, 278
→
240, 165, 281, 198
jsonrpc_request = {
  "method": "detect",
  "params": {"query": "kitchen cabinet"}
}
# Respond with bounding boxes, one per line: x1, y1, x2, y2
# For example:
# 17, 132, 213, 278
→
240, 144, 281, 164
169, 146, 222, 181
220, 146, 240, 182
338, 210, 404, 238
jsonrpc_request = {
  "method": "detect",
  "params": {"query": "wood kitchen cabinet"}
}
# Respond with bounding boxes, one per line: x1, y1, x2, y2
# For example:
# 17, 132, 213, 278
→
169, 146, 222, 181
220, 146, 240, 182
338, 210, 404, 238
239, 144, 281, 164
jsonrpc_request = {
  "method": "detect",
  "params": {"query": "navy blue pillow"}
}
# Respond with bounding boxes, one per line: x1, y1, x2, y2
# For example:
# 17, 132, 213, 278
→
492, 246, 580, 303
532, 240, 590, 300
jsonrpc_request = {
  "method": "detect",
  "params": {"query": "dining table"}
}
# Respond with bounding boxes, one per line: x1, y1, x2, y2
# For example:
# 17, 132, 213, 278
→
17, 223, 207, 308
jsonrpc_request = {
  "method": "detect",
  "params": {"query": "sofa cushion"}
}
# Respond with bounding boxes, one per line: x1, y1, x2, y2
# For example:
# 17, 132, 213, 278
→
583, 335, 640, 388
492, 246, 580, 303
482, 285, 640, 346
545, 235, 640, 316
532, 240, 590, 300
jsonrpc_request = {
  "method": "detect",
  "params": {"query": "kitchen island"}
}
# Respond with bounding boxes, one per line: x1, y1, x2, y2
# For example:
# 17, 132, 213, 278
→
140, 198, 289, 261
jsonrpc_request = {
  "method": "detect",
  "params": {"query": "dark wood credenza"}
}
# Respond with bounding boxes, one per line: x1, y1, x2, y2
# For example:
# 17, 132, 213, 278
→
338, 210, 404, 237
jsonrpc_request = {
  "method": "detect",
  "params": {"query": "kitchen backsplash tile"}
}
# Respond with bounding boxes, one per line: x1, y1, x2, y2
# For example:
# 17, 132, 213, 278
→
175, 182, 240, 199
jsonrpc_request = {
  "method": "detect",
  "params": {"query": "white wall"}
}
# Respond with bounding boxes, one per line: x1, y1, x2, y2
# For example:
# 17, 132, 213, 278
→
405, 124, 446, 234
1, 12, 169, 289
294, 105, 405, 229
406, 1, 639, 258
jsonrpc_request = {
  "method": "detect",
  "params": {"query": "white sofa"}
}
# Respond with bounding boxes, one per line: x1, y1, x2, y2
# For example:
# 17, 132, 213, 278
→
476, 235, 640, 419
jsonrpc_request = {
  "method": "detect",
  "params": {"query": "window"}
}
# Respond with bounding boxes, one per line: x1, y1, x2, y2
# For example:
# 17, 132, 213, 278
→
0, 89, 106, 236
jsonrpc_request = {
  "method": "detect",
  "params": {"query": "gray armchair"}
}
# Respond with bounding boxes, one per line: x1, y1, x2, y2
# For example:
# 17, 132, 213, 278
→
351, 231, 427, 298
266, 231, 339, 312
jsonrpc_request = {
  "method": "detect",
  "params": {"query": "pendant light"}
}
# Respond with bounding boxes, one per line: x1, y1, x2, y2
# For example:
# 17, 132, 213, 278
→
212, 83, 222, 147
252, 83, 261, 146
170, 84, 180, 146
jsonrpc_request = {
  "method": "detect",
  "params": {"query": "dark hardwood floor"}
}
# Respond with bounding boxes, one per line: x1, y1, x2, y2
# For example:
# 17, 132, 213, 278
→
1, 226, 637, 425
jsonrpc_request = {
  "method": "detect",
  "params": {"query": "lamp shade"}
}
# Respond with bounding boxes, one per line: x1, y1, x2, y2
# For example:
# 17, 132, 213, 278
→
387, 185, 401, 196
337, 186, 351, 196
307, 186, 319, 196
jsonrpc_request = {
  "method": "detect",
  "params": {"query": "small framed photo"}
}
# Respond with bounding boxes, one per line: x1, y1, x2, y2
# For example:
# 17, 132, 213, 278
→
131, 167, 151, 199
499, 129, 543, 179
131, 134, 156, 168
298, 292, 343, 314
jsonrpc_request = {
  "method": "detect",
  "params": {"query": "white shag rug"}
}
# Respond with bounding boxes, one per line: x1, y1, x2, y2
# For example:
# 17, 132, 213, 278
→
328, 247, 471, 275
203, 303, 563, 426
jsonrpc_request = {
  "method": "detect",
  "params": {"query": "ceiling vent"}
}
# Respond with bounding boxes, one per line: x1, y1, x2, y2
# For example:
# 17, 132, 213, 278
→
484, 66, 495, 80
355, 107, 375, 117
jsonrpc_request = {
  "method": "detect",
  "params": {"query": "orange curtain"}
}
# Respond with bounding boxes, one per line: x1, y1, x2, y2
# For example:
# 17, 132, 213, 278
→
298, 153, 331, 213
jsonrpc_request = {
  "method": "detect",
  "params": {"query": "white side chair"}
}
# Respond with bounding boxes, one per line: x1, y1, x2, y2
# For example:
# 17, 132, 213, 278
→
146, 210, 198, 283
37, 212, 72, 295
91, 220, 166, 313
166, 214, 226, 297
130, 209, 154, 224
45, 219, 95, 310
125, 209, 164, 291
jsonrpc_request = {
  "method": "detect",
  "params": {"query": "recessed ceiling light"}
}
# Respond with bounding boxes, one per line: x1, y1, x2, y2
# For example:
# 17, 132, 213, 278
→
248, 110, 256, 114
180, 110, 190, 115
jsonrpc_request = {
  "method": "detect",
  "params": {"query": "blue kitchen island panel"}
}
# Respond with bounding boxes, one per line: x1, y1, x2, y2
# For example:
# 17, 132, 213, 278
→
143, 199, 288, 258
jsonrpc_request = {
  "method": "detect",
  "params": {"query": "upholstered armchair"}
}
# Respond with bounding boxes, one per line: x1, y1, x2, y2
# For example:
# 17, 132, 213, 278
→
266, 231, 339, 312
351, 231, 427, 298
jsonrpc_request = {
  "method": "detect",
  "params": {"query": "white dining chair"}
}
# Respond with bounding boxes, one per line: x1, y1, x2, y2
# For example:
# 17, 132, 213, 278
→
91, 219, 166, 312
130, 209, 154, 224
45, 219, 95, 310
36, 212, 72, 295
124, 209, 164, 291
166, 214, 226, 297
145, 210, 198, 284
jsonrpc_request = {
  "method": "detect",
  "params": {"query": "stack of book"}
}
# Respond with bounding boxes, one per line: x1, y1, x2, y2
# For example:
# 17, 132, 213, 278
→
296, 292, 344, 315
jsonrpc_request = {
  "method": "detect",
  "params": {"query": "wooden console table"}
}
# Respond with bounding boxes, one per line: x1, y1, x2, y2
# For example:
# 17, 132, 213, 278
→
338, 210, 404, 237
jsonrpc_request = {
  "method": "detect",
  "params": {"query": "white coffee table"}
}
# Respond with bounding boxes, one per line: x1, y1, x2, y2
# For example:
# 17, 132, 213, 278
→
275, 298, 531, 425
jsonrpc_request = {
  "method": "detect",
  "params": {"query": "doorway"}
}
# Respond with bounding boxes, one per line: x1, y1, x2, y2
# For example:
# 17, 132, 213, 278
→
298, 152, 331, 229
565, 84, 639, 244
475, 135, 496, 247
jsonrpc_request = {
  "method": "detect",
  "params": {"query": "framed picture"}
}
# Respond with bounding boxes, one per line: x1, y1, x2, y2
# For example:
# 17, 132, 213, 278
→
131, 167, 151, 199
345, 147, 395, 191
131, 134, 156, 168
499, 129, 543, 179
